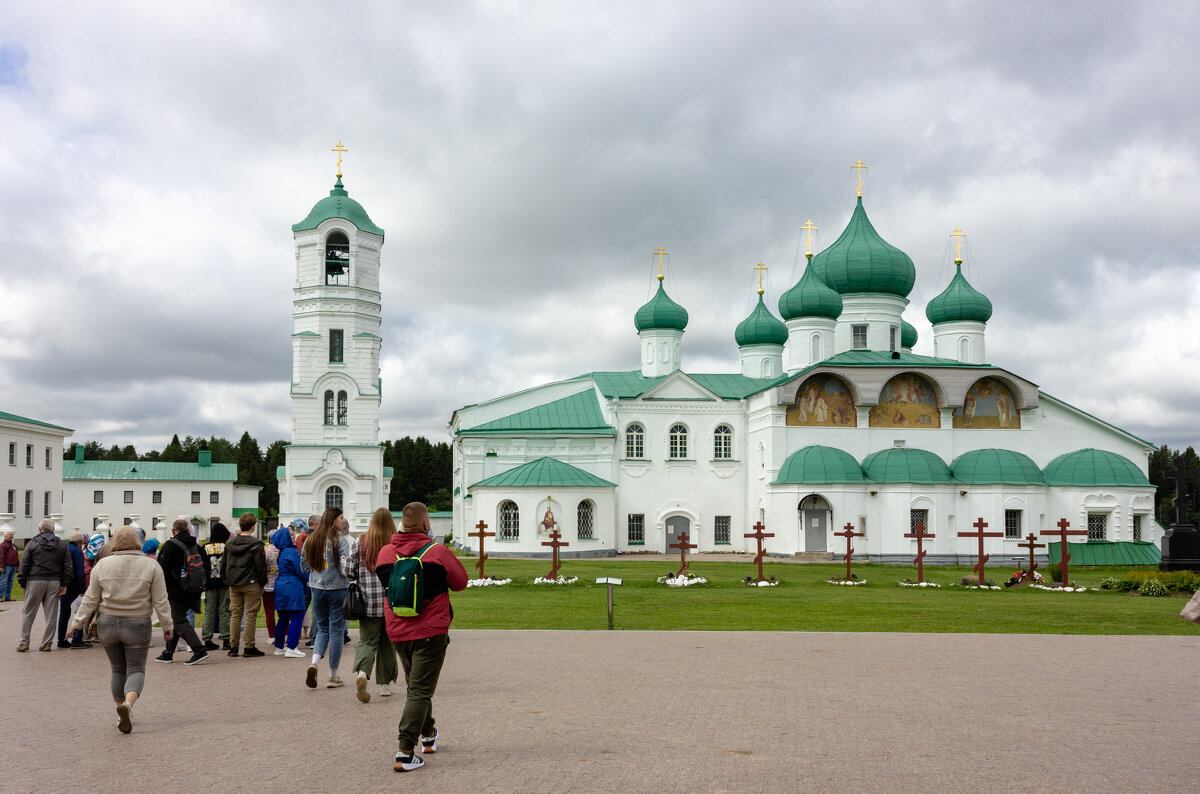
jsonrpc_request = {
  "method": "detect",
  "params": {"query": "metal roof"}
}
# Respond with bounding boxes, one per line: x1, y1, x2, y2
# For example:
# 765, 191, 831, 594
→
951, 449, 1044, 484
471, 457, 615, 489
459, 390, 615, 435
63, 460, 239, 482
862, 447, 955, 484
1042, 448, 1151, 487
772, 445, 865, 484
1047, 541, 1161, 566
0, 410, 73, 432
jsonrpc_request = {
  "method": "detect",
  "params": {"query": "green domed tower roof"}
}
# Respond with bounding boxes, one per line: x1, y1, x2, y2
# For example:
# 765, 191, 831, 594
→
293, 177, 385, 238
952, 449, 1044, 484
634, 277, 689, 332
1042, 449, 1151, 487
862, 447, 954, 483
901, 318, 918, 348
779, 261, 843, 321
808, 197, 916, 297
772, 445, 864, 484
925, 262, 992, 324
735, 292, 788, 346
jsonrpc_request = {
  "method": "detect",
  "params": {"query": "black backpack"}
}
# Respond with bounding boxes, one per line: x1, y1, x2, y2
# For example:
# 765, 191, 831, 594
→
170, 537, 207, 594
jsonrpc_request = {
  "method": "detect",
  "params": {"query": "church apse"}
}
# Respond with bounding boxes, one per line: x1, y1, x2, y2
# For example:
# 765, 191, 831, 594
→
868, 373, 940, 428
953, 377, 1020, 429
786, 374, 857, 427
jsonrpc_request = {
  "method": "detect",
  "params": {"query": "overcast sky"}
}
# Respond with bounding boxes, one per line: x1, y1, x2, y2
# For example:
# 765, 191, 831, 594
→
1, 1, 1197, 455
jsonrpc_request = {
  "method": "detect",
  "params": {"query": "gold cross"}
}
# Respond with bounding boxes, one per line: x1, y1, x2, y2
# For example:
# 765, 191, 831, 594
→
753, 262, 768, 294
653, 247, 669, 281
851, 159, 868, 197
950, 227, 966, 264
800, 219, 818, 257
332, 141, 349, 178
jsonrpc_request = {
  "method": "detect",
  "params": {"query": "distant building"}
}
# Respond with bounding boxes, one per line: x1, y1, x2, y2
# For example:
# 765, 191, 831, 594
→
0, 411, 73, 540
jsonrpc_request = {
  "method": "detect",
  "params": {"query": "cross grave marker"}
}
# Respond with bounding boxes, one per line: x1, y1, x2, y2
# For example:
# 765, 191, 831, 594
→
834, 522, 864, 581
744, 521, 774, 582
1040, 518, 1088, 587
468, 519, 495, 580
669, 531, 698, 576
903, 520, 935, 583
958, 517, 1004, 584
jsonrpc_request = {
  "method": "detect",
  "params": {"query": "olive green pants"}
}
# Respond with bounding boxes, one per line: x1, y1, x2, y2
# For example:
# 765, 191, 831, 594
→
353, 615, 398, 685
394, 633, 450, 753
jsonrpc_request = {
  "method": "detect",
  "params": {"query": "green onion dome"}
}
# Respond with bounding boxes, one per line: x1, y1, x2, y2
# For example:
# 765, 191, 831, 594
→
778, 263, 843, 321
862, 447, 954, 483
925, 263, 992, 324
772, 445, 865, 484
808, 197, 916, 297
735, 293, 789, 346
901, 319, 918, 348
951, 449, 1044, 484
1042, 449, 1151, 487
634, 278, 689, 332
292, 177, 385, 237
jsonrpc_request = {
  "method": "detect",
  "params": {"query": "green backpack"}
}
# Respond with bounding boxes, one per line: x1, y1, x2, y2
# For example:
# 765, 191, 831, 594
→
386, 542, 437, 618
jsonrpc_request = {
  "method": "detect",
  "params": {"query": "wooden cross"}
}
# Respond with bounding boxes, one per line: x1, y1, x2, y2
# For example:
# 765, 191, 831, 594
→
744, 521, 774, 582
903, 520, 935, 583
468, 519, 495, 580
1017, 533, 1045, 583
800, 220, 818, 257
331, 140, 348, 177
1039, 518, 1088, 587
851, 159, 868, 197
834, 522, 864, 581
669, 531, 698, 576
958, 517, 1004, 584
541, 527, 569, 580
753, 262, 768, 295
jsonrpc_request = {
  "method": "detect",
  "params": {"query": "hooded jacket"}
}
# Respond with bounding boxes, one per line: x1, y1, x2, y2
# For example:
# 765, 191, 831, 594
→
201, 523, 230, 591
222, 533, 268, 587
0, 537, 18, 568
375, 531, 467, 642
18, 530, 72, 587
270, 528, 308, 612
157, 530, 206, 606
66, 542, 87, 593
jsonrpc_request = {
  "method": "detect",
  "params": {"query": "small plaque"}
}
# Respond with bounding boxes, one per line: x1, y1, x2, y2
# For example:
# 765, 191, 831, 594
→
595, 577, 623, 585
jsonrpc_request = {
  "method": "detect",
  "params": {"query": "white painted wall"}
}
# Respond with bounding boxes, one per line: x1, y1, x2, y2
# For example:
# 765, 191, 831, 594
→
0, 418, 71, 540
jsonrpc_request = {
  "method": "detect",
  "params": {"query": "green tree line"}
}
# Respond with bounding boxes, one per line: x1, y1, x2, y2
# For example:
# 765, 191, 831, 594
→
1149, 445, 1200, 528
66, 434, 453, 515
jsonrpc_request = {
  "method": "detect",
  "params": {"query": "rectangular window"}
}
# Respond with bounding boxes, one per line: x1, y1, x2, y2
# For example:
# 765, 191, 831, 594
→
852, 325, 868, 350
1005, 509, 1022, 539
26, 444, 33, 467
714, 515, 731, 544
1133, 514, 1143, 542
330, 329, 344, 363
43, 491, 50, 517
94, 490, 104, 504
210, 491, 220, 504
45, 447, 51, 469
152, 491, 162, 504
191, 491, 201, 504
909, 508, 929, 535
1087, 513, 1107, 541
124, 490, 134, 504
24, 490, 32, 518
7, 442, 13, 465
889, 326, 897, 352
627, 514, 645, 545
6, 490, 13, 513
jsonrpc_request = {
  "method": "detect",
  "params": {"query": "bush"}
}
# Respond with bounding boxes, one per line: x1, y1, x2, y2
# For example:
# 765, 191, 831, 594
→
1098, 576, 1121, 590
1138, 579, 1169, 597
1115, 569, 1200, 594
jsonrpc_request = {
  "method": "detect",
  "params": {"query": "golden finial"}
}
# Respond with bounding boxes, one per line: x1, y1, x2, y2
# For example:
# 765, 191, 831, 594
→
753, 262, 768, 295
851, 159, 868, 197
653, 247, 669, 281
950, 227, 966, 265
800, 219, 818, 259
332, 141, 349, 178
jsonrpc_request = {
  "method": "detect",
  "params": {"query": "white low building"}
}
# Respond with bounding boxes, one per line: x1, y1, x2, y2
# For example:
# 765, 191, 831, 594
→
0, 411, 73, 540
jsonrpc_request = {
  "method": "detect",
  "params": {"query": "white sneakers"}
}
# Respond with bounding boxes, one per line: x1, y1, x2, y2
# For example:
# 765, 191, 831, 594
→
379, 684, 393, 697
284, 647, 306, 658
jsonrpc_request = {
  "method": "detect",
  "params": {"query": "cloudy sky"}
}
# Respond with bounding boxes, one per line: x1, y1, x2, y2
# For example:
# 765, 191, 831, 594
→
1, 1, 1197, 454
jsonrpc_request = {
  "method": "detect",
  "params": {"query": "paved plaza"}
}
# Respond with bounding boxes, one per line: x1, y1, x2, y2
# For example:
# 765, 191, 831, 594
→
2, 604, 1198, 792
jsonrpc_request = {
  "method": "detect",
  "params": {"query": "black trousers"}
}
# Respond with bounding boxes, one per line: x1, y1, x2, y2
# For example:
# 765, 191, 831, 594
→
164, 599, 202, 654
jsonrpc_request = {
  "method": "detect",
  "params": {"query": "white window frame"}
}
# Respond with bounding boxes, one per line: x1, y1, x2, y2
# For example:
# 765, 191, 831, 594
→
852, 325, 868, 350
1087, 513, 1107, 541
668, 423, 689, 460
712, 425, 733, 461
625, 423, 644, 459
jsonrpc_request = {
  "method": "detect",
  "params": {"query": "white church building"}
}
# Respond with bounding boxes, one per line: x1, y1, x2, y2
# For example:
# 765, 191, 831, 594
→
449, 183, 1160, 563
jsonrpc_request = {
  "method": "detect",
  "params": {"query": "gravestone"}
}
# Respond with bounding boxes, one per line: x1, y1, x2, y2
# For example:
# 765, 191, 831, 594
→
833, 522, 864, 581
1160, 455, 1200, 572
903, 520, 934, 583
958, 517, 1002, 584
669, 531, 697, 576
744, 521, 774, 582
468, 519, 495, 579
541, 528, 569, 580
1040, 518, 1087, 587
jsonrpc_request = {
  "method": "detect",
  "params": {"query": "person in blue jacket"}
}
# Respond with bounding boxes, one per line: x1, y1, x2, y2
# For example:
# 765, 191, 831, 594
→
58, 532, 89, 648
270, 526, 309, 658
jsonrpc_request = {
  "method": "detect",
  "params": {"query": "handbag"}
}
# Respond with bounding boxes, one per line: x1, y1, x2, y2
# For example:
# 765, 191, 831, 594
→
1182, 589, 1200, 625
343, 581, 367, 620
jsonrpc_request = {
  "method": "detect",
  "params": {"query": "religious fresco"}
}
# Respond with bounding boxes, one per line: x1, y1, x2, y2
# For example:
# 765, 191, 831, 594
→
786, 374, 857, 427
953, 377, 1021, 429
868, 373, 940, 428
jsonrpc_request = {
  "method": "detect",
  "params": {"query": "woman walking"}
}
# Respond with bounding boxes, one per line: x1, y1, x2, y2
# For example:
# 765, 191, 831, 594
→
300, 507, 351, 689
270, 526, 308, 657
69, 525, 173, 734
341, 507, 399, 703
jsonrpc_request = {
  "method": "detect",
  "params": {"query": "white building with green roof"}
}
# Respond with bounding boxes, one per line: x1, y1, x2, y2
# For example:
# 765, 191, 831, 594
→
1, 411, 73, 540
450, 179, 1160, 564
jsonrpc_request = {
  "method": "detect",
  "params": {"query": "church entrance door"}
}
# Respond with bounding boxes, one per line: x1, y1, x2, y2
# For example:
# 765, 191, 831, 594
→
799, 495, 830, 553
665, 516, 690, 553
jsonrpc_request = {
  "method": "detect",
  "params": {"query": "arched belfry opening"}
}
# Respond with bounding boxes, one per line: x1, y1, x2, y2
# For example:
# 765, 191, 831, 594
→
325, 231, 350, 285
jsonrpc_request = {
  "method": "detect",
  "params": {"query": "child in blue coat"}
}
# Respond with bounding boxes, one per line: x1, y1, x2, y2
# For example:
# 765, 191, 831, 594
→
271, 527, 309, 658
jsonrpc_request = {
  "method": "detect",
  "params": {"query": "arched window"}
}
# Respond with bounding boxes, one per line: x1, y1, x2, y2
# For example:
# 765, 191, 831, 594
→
323, 390, 335, 425
625, 423, 645, 459
760, 358, 774, 377
337, 390, 348, 425
577, 499, 595, 540
713, 425, 733, 460
499, 500, 519, 540
325, 232, 349, 285
811, 333, 821, 362
325, 485, 343, 510
668, 424, 689, 459
959, 337, 969, 362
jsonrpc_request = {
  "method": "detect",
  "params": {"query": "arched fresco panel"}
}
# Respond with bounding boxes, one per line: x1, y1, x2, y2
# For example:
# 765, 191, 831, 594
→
868, 373, 940, 428
953, 377, 1021, 429
786, 374, 857, 427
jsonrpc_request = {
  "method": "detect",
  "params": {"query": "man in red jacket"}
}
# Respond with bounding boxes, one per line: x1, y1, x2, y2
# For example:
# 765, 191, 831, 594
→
375, 502, 467, 773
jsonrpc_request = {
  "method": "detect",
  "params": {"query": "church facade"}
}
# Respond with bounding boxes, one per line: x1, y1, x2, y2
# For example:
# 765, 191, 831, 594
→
449, 187, 1159, 563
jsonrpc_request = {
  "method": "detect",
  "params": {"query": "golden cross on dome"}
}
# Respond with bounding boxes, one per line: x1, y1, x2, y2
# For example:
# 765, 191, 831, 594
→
332, 141, 349, 178
851, 159, 868, 197
753, 262, 768, 295
800, 219, 818, 258
950, 227, 966, 264
653, 247, 669, 281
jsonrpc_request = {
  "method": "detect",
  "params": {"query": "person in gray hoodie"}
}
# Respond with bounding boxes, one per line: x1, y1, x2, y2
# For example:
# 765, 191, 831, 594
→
221, 512, 267, 658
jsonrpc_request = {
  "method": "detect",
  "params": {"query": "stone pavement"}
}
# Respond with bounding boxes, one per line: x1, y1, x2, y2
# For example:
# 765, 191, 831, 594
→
1, 604, 1197, 793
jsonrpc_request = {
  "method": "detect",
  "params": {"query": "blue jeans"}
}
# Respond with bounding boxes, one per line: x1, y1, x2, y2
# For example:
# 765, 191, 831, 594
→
311, 588, 347, 674
0, 566, 16, 599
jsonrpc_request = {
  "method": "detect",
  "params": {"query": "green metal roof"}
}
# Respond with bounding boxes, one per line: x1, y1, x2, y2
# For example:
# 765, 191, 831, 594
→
63, 460, 239, 482
1047, 540, 1160, 566
471, 457, 615, 489
862, 447, 955, 483
0, 410, 72, 432
634, 279, 688, 332
231, 507, 261, 518
459, 390, 615, 435
926, 263, 993, 324
773, 446, 865, 484
383, 467, 394, 478
951, 449, 1044, 484
577, 371, 785, 401
809, 196, 916, 298
814, 350, 990, 368
778, 263, 843, 321
900, 319, 918, 348
292, 177, 385, 237
1042, 448, 1151, 487
735, 293, 789, 346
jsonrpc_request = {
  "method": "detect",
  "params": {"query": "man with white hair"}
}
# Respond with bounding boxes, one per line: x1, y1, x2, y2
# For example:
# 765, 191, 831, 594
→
0, 529, 19, 601
17, 519, 72, 652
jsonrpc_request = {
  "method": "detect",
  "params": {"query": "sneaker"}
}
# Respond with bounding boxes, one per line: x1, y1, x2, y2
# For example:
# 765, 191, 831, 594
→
221, 641, 232, 651
57, 640, 73, 649
327, 676, 344, 688
154, 651, 173, 664
16, 641, 28, 652
285, 647, 306, 658
420, 729, 438, 754
38, 642, 52, 652
243, 647, 265, 658
305, 664, 318, 688
355, 671, 370, 703
379, 684, 393, 697
273, 647, 286, 656
70, 641, 92, 648
227, 648, 239, 657
184, 650, 209, 666
116, 702, 132, 734
393, 751, 424, 772
204, 640, 220, 651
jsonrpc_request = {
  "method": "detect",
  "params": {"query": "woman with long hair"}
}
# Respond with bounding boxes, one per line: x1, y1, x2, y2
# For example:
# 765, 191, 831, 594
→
300, 507, 351, 689
69, 525, 173, 734
340, 507, 400, 702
